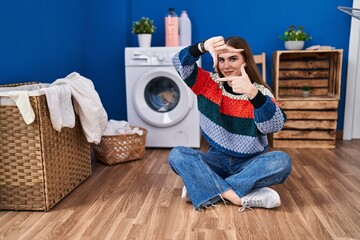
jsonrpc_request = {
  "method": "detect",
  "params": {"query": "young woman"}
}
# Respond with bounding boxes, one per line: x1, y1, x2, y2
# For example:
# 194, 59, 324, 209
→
168, 36, 292, 211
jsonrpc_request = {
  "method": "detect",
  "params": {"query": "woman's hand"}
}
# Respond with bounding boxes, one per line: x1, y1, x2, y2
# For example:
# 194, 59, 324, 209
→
202, 36, 244, 69
203, 36, 226, 68
216, 63, 258, 99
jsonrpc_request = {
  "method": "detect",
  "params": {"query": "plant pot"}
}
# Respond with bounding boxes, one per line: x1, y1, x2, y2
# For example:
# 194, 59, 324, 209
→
285, 41, 305, 50
302, 90, 310, 98
137, 34, 152, 48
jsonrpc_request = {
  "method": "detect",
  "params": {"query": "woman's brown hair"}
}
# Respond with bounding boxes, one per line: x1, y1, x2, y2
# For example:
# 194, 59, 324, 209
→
216, 36, 271, 90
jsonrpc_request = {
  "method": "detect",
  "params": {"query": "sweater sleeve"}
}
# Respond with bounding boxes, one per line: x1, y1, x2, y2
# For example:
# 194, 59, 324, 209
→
172, 43, 214, 93
172, 46, 199, 87
251, 86, 287, 134
249, 90, 267, 109
188, 42, 204, 58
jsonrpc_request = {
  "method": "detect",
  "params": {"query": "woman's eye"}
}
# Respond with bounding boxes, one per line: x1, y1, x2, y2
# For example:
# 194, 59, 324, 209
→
218, 59, 225, 63
230, 57, 238, 62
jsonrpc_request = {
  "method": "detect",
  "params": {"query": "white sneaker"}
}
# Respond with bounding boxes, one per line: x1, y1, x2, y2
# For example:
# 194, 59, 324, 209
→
239, 187, 281, 212
181, 186, 191, 202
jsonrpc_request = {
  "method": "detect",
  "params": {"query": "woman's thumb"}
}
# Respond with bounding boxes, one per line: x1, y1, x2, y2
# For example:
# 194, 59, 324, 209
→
240, 63, 247, 75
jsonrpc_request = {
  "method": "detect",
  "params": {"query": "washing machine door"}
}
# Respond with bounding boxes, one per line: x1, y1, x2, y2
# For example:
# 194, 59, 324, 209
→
133, 68, 194, 127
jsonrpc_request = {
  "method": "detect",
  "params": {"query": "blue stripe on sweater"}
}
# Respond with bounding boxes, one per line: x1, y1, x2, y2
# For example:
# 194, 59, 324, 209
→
200, 113, 268, 158
254, 96, 285, 133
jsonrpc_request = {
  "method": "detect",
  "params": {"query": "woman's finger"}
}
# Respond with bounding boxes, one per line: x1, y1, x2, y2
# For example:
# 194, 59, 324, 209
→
214, 46, 244, 53
212, 41, 225, 48
240, 63, 248, 77
215, 76, 236, 82
213, 45, 227, 52
226, 48, 244, 53
210, 51, 218, 69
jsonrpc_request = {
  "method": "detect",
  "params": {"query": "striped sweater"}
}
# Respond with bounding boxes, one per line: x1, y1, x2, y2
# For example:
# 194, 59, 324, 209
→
172, 45, 286, 158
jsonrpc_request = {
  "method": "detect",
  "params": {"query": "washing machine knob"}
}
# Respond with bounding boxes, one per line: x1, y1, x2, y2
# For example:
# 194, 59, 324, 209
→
157, 55, 165, 62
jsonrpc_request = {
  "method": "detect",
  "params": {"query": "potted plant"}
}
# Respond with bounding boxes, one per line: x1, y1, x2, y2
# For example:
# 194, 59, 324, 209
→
132, 17, 156, 48
279, 25, 312, 50
302, 85, 310, 97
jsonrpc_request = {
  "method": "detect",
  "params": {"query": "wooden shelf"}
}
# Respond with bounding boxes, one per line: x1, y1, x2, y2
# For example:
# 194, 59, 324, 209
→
271, 50, 343, 149
272, 49, 343, 100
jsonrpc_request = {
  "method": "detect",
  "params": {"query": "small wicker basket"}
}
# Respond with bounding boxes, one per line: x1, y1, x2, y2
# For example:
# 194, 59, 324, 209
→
93, 127, 147, 165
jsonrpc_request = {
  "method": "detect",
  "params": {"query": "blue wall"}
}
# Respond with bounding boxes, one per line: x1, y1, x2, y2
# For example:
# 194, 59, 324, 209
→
0, 0, 353, 130
0, 0, 85, 82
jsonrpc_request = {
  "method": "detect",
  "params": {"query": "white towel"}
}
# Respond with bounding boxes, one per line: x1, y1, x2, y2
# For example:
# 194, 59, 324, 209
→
49, 72, 108, 144
41, 85, 75, 131
103, 120, 144, 136
7, 91, 35, 124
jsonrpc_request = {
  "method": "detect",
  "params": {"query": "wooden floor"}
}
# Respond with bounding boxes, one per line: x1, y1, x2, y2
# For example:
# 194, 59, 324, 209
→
1, 139, 360, 240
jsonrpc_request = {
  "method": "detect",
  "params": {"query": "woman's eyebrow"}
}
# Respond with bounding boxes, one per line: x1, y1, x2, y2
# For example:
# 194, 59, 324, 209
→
219, 55, 239, 59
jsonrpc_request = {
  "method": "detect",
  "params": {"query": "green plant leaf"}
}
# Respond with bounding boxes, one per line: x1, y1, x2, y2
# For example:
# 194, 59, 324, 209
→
279, 25, 311, 41
132, 17, 156, 34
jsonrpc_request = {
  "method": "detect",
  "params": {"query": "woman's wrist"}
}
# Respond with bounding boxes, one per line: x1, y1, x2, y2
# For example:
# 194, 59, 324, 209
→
198, 40, 207, 53
189, 43, 205, 57
246, 86, 259, 99
248, 89, 267, 109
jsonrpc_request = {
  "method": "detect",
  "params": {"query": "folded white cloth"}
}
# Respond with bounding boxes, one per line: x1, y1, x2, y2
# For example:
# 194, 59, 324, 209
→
48, 72, 108, 144
103, 120, 144, 136
41, 85, 75, 131
7, 91, 35, 124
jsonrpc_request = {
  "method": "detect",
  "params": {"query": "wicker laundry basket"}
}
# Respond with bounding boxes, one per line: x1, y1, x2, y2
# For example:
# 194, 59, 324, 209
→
93, 127, 147, 165
0, 82, 91, 211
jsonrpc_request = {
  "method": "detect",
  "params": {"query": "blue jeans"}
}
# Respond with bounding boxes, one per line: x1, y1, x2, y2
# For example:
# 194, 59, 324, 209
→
168, 145, 292, 210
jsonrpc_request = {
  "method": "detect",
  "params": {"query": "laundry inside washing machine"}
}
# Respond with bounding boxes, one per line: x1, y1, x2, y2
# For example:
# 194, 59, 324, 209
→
144, 76, 180, 112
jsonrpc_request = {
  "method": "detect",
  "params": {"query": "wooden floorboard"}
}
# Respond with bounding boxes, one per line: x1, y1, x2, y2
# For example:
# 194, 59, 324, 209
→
1, 139, 360, 240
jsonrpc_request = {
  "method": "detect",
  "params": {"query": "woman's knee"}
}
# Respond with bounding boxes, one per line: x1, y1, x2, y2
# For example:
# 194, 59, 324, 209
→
168, 146, 199, 175
168, 146, 194, 166
273, 151, 292, 173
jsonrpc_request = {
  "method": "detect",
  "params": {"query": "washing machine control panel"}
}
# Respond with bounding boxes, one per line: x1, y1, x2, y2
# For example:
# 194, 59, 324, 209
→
125, 47, 183, 66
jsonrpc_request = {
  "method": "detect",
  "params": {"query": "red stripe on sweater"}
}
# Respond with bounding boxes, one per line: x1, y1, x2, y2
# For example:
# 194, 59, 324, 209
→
220, 96, 254, 118
191, 68, 222, 105
191, 68, 256, 119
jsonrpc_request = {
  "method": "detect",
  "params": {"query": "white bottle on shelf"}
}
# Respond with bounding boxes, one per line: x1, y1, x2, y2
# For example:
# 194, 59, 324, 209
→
179, 10, 192, 46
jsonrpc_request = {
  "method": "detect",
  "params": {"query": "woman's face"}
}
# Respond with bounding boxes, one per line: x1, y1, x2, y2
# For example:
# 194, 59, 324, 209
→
218, 46, 245, 77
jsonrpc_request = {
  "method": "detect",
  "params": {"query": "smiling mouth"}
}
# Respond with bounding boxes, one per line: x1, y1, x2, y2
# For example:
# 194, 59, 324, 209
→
223, 71, 233, 75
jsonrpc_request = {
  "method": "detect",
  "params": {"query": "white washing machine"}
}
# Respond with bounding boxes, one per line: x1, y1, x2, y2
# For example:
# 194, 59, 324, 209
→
125, 47, 201, 148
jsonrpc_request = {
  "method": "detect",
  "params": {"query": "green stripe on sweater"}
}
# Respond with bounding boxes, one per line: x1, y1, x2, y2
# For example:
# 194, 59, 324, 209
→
197, 95, 259, 136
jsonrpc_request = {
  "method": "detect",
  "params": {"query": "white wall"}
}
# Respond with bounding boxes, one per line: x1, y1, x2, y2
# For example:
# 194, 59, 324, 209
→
343, 0, 360, 139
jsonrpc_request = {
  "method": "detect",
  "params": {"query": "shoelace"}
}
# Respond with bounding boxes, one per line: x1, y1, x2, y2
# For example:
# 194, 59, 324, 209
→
238, 192, 262, 212
196, 194, 229, 211
219, 194, 228, 206
239, 203, 255, 212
